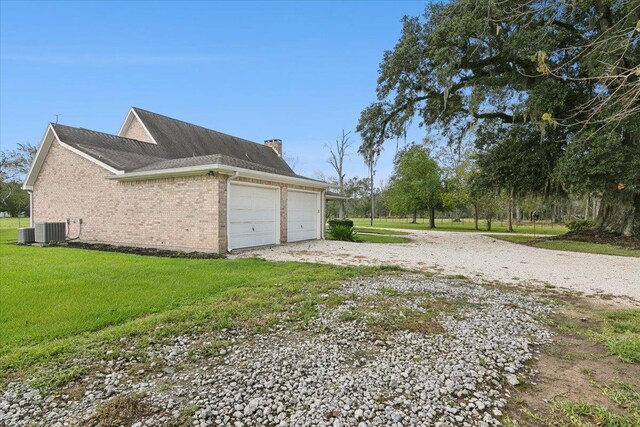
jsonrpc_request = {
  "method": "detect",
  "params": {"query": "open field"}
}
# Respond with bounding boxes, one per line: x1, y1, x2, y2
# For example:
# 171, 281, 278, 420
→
491, 234, 640, 258
353, 217, 568, 235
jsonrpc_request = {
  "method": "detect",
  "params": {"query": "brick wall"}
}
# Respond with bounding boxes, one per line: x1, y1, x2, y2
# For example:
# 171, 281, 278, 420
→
32, 140, 221, 252
31, 140, 325, 253
121, 115, 153, 143
215, 175, 228, 251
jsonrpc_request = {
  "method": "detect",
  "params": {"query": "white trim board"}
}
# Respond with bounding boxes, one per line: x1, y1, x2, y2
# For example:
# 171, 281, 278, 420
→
108, 164, 329, 188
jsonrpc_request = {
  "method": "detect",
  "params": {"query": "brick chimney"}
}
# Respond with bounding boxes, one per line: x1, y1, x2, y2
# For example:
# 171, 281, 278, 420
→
264, 139, 282, 158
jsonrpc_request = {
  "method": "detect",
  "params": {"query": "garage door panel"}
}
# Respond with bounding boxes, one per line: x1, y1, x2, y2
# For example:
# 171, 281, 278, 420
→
230, 209, 276, 222
287, 191, 319, 242
228, 184, 278, 250
229, 221, 276, 235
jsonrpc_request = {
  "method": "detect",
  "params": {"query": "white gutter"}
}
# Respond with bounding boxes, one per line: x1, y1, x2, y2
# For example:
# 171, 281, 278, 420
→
107, 163, 330, 188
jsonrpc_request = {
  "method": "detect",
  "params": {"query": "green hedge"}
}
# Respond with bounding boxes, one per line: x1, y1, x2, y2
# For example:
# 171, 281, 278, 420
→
327, 219, 354, 229
329, 225, 357, 242
566, 220, 595, 232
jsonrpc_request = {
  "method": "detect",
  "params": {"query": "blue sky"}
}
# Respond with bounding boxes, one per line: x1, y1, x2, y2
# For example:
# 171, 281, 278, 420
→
1, 1, 427, 181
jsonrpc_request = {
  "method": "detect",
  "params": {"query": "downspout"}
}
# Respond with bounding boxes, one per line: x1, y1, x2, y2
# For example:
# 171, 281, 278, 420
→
225, 172, 240, 252
320, 189, 326, 239
28, 191, 33, 227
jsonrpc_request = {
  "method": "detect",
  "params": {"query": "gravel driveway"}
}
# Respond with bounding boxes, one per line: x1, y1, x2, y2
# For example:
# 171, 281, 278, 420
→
234, 229, 640, 300
0, 275, 552, 426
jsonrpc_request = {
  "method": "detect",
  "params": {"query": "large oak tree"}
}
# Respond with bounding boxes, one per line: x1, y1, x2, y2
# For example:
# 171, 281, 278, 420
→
357, 0, 640, 236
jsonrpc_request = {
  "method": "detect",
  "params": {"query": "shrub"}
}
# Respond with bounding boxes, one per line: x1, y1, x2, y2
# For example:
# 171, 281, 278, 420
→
566, 220, 595, 232
327, 219, 354, 229
329, 225, 357, 241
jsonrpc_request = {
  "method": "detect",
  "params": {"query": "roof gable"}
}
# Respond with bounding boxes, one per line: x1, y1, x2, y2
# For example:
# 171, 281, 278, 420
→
25, 107, 320, 188
22, 124, 125, 190
118, 108, 156, 144
130, 107, 295, 176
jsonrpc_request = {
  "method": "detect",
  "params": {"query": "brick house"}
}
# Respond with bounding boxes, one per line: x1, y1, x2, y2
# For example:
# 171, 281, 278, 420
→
23, 107, 334, 253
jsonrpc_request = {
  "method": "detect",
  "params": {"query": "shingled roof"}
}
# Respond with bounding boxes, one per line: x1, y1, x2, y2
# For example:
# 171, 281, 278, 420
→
51, 108, 301, 178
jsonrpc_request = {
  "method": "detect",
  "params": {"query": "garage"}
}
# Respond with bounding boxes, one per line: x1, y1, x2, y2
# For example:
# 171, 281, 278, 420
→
287, 190, 320, 242
228, 182, 279, 250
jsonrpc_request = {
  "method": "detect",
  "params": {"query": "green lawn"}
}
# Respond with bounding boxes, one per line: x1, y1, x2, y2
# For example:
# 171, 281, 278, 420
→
353, 218, 567, 235
324, 226, 410, 243
355, 234, 409, 244
324, 231, 409, 244
355, 227, 409, 236
491, 234, 640, 257
0, 218, 377, 375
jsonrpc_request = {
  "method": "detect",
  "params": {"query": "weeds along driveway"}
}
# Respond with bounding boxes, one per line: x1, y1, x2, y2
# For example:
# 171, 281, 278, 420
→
234, 229, 640, 301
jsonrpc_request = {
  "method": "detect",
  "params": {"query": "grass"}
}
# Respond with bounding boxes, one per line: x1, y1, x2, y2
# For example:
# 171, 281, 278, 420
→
91, 393, 151, 427
0, 218, 379, 379
339, 292, 472, 338
354, 227, 409, 236
506, 300, 640, 426
352, 217, 567, 235
528, 380, 640, 426
324, 226, 410, 243
491, 234, 640, 258
551, 400, 639, 426
355, 234, 409, 244
600, 310, 640, 363
554, 305, 640, 364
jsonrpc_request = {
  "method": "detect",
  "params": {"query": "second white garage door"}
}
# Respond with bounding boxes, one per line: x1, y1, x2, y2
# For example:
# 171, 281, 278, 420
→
228, 183, 278, 250
287, 190, 320, 242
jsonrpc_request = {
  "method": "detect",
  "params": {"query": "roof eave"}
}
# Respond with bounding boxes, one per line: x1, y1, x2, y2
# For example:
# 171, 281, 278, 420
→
107, 164, 330, 188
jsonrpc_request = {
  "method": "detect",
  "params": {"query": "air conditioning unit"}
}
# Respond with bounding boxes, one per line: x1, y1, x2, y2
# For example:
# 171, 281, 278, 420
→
35, 222, 66, 243
17, 227, 35, 244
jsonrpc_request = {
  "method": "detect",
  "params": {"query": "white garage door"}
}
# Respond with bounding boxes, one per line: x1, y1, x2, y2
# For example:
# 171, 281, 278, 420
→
287, 190, 320, 242
228, 183, 278, 250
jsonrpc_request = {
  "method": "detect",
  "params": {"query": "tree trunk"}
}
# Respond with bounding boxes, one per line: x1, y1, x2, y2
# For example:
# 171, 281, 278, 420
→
584, 194, 590, 220
507, 185, 514, 232
595, 189, 640, 237
473, 203, 479, 230
453, 208, 461, 222
429, 207, 436, 229
369, 160, 374, 227
486, 214, 492, 231
411, 210, 417, 224
339, 200, 345, 219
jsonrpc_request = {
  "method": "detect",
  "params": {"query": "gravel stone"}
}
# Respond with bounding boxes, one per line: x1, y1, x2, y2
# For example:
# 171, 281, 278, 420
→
0, 274, 553, 426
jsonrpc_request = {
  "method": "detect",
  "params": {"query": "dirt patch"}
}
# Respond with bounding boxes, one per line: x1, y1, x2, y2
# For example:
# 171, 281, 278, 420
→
506, 296, 640, 425
89, 394, 153, 427
549, 230, 640, 249
60, 242, 225, 258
